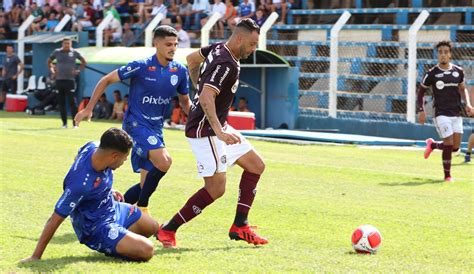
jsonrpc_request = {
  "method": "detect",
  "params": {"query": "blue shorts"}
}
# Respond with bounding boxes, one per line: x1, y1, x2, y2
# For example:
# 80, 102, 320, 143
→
84, 202, 142, 258
124, 122, 165, 173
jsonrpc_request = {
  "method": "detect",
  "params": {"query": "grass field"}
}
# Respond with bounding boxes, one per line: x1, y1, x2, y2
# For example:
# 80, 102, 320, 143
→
0, 112, 473, 272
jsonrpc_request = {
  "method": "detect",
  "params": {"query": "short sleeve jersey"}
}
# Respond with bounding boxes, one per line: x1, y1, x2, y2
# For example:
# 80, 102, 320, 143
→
117, 55, 189, 132
421, 63, 464, 117
185, 42, 240, 138
49, 48, 84, 80
3, 54, 21, 79
54, 142, 115, 243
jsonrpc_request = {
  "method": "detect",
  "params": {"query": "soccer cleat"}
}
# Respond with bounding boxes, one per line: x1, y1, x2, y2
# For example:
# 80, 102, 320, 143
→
156, 225, 176, 248
444, 177, 454, 183
465, 154, 471, 163
229, 224, 269, 245
424, 138, 435, 159
61, 125, 68, 129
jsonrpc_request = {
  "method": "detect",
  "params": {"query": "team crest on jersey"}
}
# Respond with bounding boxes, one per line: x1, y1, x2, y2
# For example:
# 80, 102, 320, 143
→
148, 66, 156, 71
170, 75, 178, 86
147, 136, 158, 145
452, 71, 459, 78
169, 66, 178, 72
93, 177, 102, 188
68, 52, 74, 57
436, 80, 445, 90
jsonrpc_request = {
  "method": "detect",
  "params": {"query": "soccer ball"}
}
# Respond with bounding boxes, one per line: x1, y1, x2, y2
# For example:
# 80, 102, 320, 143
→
351, 225, 382, 254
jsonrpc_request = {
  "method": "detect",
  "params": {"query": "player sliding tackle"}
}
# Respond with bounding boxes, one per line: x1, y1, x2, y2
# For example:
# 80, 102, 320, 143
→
20, 128, 159, 262
157, 18, 268, 248
417, 41, 473, 182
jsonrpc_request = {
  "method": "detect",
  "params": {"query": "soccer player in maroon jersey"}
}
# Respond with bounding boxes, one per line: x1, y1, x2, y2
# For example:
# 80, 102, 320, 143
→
417, 41, 473, 182
156, 19, 268, 248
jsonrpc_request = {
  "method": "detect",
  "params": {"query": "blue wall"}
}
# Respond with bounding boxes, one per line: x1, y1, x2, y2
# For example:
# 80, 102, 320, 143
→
297, 116, 473, 142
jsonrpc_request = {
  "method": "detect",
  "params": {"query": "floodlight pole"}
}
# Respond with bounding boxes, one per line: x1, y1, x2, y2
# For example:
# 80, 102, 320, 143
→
329, 11, 351, 118
201, 13, 223, 47
407, 10, 429, 123
145, 12, 164, 48
17, 15, 36, 94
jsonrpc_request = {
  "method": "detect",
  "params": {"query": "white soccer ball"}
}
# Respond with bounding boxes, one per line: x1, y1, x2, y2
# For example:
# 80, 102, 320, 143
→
351, 224, 382, 254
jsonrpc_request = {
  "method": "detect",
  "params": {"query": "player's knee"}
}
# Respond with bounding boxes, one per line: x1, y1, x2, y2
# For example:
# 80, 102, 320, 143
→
139, 240, 154, 261
206, 184, 226, 199
154, 157, 172, 172
255, 161, 266, 174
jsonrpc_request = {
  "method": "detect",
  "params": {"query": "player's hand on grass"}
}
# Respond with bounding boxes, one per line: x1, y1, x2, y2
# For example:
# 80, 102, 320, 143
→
216, 131, 241, 145
74, 109, 93, 126
112, 189, 124, 202
418, 111, 426, 124
19, 256, 39, 263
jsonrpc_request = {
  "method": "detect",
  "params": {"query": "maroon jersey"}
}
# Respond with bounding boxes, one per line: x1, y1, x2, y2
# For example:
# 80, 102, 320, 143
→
185, 42, 240, 138
421, 63, 464, 117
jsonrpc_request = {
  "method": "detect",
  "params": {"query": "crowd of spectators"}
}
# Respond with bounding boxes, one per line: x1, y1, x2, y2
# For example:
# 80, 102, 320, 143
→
1, 0, 298, 46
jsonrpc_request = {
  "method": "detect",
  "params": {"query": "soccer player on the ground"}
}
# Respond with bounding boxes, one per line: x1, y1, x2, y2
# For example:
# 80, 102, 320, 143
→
465, 132, 474, 163
417, 41, 473, 182
157, 18, 268, 248
75, 26, 191, 215
20, 128, 159, 263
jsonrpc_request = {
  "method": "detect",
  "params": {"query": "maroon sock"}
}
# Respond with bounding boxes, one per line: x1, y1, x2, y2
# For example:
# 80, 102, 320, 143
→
234, 171, 261, 227
166, 188, 214, 231
442, 145, 453, 178
431, 142, 444, 150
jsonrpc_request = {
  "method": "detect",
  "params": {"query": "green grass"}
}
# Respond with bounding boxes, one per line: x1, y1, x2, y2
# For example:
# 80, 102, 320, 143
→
0, 112, 473, 272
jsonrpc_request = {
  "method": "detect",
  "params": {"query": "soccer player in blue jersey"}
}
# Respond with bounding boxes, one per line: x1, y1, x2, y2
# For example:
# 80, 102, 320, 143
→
417, 41, 473, 182
20, 128, 159, 263
75, 26, 191, 214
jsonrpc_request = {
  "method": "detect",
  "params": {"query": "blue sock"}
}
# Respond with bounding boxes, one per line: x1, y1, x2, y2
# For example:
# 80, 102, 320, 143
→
124, 183, 141, 204
137, 167, 166, 207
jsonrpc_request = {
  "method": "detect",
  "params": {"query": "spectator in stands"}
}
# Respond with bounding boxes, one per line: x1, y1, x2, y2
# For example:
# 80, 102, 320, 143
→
45, 11, 60, 31
115, 0, 132, 19
256, 0, 272, 16
132, 0, 146, 25
147, 0, 167, 23
103, 3, 123, 46
201, 0, 226, 38
0, 13, 13, 40
110, 90, 125, 121
166, 0, 179, 24
229, 0, 255, 31
93, 93, 113, 119
121, 22, 135, 46
191, 0, 210, 30
10, 3, 23, 25
47, 38, 87, 128
0, 45, 24, 110
29, 2, 45, 34
252, 8, 266, 27
177, 0, 192, 30
272, 0, 292, 24
176, 23, 190, 48
72, 1, 95, 32
223, 0, 237, 30
238, 97, 250, 112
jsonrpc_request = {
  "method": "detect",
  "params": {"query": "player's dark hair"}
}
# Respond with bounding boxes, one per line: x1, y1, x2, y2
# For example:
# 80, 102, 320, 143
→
236, 18, 260, 34
99, 128, 132, 154
153, 25, 178, 39
436, 40, 452, 52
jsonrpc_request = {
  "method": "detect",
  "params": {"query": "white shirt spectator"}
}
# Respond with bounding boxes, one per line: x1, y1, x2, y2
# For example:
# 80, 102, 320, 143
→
212, 2, 226, 16
151, 4, 167, 17
109, 18, 123, 40
3, 0, 12, 12
177, 29, 190, 48
192, 0, 211, 13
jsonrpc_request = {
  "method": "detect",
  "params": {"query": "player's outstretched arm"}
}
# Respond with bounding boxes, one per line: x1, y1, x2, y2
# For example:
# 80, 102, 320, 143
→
459, 82, 473, 116
74, 70, 121, 126
186, 50, 205, 88
199, 86, 240, 145
20, 212, 65, 263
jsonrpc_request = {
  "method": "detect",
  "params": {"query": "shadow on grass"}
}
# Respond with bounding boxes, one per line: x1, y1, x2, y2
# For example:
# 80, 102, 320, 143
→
17, 233, 77, 245
379, 177, 444, 186
17, 254, 120, 271
154, 245, 259, 255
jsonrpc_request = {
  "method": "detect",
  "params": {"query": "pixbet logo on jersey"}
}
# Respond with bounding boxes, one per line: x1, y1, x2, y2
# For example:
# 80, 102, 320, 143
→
142, 95, 171, 105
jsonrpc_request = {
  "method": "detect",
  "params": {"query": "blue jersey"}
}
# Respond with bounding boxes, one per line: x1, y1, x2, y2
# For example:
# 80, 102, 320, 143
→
55, 142, 116, 243
117, 55, 189, 133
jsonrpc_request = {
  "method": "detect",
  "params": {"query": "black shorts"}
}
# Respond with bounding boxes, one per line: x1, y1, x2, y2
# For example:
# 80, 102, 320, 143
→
1, 78, 17, 94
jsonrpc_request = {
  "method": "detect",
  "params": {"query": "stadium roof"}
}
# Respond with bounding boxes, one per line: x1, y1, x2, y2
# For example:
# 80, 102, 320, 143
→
76, 47, 289, 68
18, 33, 79, 43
